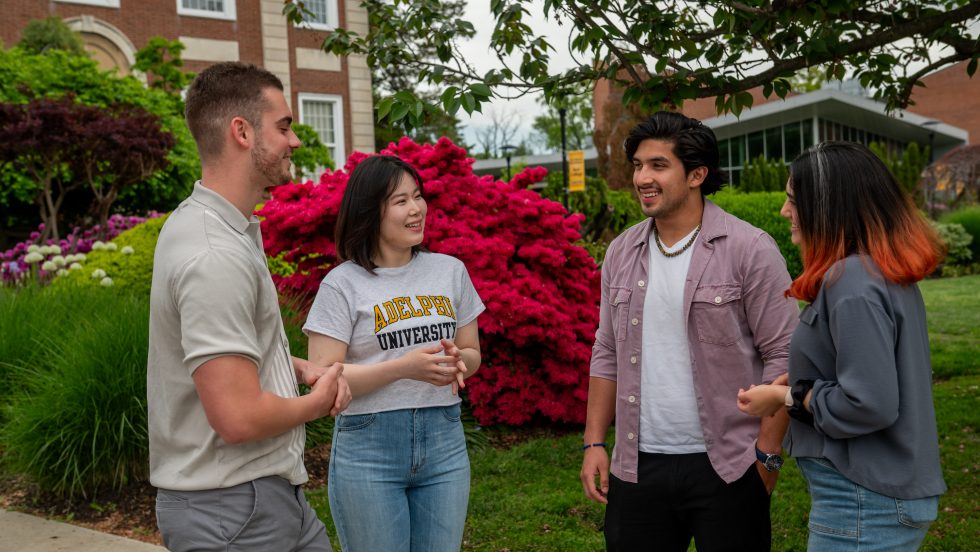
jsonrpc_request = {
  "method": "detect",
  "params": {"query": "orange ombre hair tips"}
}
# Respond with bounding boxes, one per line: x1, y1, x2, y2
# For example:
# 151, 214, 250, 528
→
787, 142, 945, 302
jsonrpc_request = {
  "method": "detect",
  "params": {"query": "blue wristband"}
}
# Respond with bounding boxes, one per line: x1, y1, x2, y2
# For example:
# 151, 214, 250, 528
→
582, 442, 607, 450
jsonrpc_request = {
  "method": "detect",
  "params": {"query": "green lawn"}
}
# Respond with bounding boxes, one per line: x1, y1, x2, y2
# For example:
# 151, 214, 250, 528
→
921, 275, 980, 379
307, 275, 980, 550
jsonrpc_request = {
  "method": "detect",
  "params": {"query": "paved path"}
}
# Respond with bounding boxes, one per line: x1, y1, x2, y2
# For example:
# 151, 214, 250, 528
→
0, 509, 165, 552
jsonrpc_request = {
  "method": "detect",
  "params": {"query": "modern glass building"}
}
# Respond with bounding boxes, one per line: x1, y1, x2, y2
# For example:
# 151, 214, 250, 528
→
704, 88, 967, 186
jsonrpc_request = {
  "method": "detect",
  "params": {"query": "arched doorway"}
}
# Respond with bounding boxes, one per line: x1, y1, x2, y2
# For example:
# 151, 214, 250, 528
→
63, 15, 137, 77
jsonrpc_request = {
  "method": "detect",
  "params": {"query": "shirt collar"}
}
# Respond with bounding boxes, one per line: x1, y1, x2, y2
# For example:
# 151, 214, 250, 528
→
189, 181, 254, 235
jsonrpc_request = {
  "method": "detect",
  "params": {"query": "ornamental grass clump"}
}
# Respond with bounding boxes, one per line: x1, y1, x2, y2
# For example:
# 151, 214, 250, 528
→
260, 137, 601, 425
0, 284, 149, 497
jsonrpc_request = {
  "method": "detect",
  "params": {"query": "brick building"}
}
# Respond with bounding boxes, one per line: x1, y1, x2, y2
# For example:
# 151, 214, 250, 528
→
0, 0, 375, 164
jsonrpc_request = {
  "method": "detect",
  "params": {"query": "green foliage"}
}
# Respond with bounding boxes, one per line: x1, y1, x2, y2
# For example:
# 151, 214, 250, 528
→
532, 84, 594, 151
931, 221, 973, 266
17, 17, 85, 56
711, 189, 802, 276
291, 123, 334, 180
286, 0, 980, 130
54, 216, 168, 296
0, 285, 100, 405
133, 36, 194, 96
0, 47, 199, 222
869, 141, 929, 203
539, 172, 643, 244
738, 154, 789, 193
789, 65, 827, 93
0, 285, 149, 497
940, 206, 980, 262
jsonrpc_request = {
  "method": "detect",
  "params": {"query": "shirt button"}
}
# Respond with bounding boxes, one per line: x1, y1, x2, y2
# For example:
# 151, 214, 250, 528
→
628, 395, 636, 403
714, 296, 722, 304
638, 280, 645, 287
630, 356, 637, 364
631, 318, 639, 326
628, 432, 635, 440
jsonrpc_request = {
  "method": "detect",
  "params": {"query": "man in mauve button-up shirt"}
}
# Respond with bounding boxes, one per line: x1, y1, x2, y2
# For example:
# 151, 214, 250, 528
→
580, 112, 799, 552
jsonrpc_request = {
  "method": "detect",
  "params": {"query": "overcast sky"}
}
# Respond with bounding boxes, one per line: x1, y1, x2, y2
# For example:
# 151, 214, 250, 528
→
455, 1, 576, 151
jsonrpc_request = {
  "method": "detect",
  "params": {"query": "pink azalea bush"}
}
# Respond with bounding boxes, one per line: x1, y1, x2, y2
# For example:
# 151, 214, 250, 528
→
259, 137, 600, 425
1, 214, 160, 286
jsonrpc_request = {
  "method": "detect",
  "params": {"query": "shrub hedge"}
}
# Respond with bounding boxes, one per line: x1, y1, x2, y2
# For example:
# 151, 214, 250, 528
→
710, 189, 801, 276
54, 215, 168, 296
940, 206, 980, 262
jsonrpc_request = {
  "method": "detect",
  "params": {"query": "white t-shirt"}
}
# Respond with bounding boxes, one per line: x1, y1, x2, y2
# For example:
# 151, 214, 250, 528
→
304, 252, 485, 415
639, 226, 707, 454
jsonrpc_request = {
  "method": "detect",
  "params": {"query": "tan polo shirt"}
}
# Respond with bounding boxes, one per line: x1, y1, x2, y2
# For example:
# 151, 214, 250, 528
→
147, 182, 307, 491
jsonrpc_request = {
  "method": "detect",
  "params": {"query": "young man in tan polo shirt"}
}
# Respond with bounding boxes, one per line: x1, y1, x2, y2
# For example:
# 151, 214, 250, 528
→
147, 62, 350, 552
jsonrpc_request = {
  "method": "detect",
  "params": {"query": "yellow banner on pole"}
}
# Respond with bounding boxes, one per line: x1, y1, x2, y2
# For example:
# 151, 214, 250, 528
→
568, 150, 586, 192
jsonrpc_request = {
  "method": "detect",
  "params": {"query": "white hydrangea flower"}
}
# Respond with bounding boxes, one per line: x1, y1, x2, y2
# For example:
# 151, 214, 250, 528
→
121, 246, 134, 255
41, 261, 57, 271
57, 268, 69, 277
75, 253, 87, 262
92, 241, 106, 251
91, 268, 107, 279
105, 242, 118, 252
47, 245, 62, 255
27, 244, 41, 254
69, 262, 83, 271
52, 255, 67, 267
100, 276, 114, 287
23, 252, 44, 264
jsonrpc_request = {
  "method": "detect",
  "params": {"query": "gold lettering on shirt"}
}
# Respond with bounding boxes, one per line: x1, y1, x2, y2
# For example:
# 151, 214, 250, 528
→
372, 295, 457, 333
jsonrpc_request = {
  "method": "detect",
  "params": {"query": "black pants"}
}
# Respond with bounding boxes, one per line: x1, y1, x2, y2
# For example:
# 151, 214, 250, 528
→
604, 452, 771, 552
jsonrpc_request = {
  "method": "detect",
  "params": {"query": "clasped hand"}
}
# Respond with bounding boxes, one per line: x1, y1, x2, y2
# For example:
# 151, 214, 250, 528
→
737, 373, 789, 418
405, 339, 468, 394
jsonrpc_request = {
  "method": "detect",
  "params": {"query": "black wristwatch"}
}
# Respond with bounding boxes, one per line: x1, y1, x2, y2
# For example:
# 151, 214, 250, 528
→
755, 445, 783, 472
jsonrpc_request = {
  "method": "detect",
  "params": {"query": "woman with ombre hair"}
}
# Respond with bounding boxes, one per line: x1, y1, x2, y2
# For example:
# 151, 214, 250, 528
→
736, 142, 947, 551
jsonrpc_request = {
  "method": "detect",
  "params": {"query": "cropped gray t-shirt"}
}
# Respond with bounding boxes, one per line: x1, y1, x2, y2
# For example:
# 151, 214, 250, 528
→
785, 255, 946, 499
304, 252, 485, 415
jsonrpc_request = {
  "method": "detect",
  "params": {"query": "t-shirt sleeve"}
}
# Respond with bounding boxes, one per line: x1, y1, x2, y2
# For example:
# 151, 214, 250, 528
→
173, 248, 263, 374
303, 278, 355, 344
455, 260, 485, 327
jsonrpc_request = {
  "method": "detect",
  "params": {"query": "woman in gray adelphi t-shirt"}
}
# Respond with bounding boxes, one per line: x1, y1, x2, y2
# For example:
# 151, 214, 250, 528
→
737, 142, 946, 551
304, 155, 485, 552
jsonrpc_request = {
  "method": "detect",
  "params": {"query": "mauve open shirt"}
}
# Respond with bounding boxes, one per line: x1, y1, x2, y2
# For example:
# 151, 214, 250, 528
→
590, 200, 800, 484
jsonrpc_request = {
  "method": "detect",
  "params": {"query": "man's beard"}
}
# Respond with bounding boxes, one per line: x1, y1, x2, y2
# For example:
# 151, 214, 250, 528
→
252, 138, 290, 186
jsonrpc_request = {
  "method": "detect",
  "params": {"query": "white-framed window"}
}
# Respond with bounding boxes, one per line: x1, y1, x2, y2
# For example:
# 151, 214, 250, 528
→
56, 0, 120, 7
177, 0, 236, 21
298, 93, 345, 168
298, 0, 339, 31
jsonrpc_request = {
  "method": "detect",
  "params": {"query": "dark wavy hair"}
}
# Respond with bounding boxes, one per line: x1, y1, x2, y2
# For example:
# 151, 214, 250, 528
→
335, 155, 426, 274
787, 141, 944, 301
624, 111, 724, 195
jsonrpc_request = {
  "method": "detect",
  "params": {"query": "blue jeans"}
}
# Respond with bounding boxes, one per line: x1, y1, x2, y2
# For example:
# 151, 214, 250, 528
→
796, 457, 938, 551
328, 404, 470, 552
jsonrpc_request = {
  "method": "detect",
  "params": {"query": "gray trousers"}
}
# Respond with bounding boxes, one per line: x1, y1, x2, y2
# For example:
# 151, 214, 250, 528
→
155, 476, 331, 551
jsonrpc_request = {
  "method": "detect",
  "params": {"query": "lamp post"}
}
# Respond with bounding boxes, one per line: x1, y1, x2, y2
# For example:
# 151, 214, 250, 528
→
920, 120, 940, 218
921, 120, 939, 164
500, 144, 517, 181
559, 106, 568, 210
